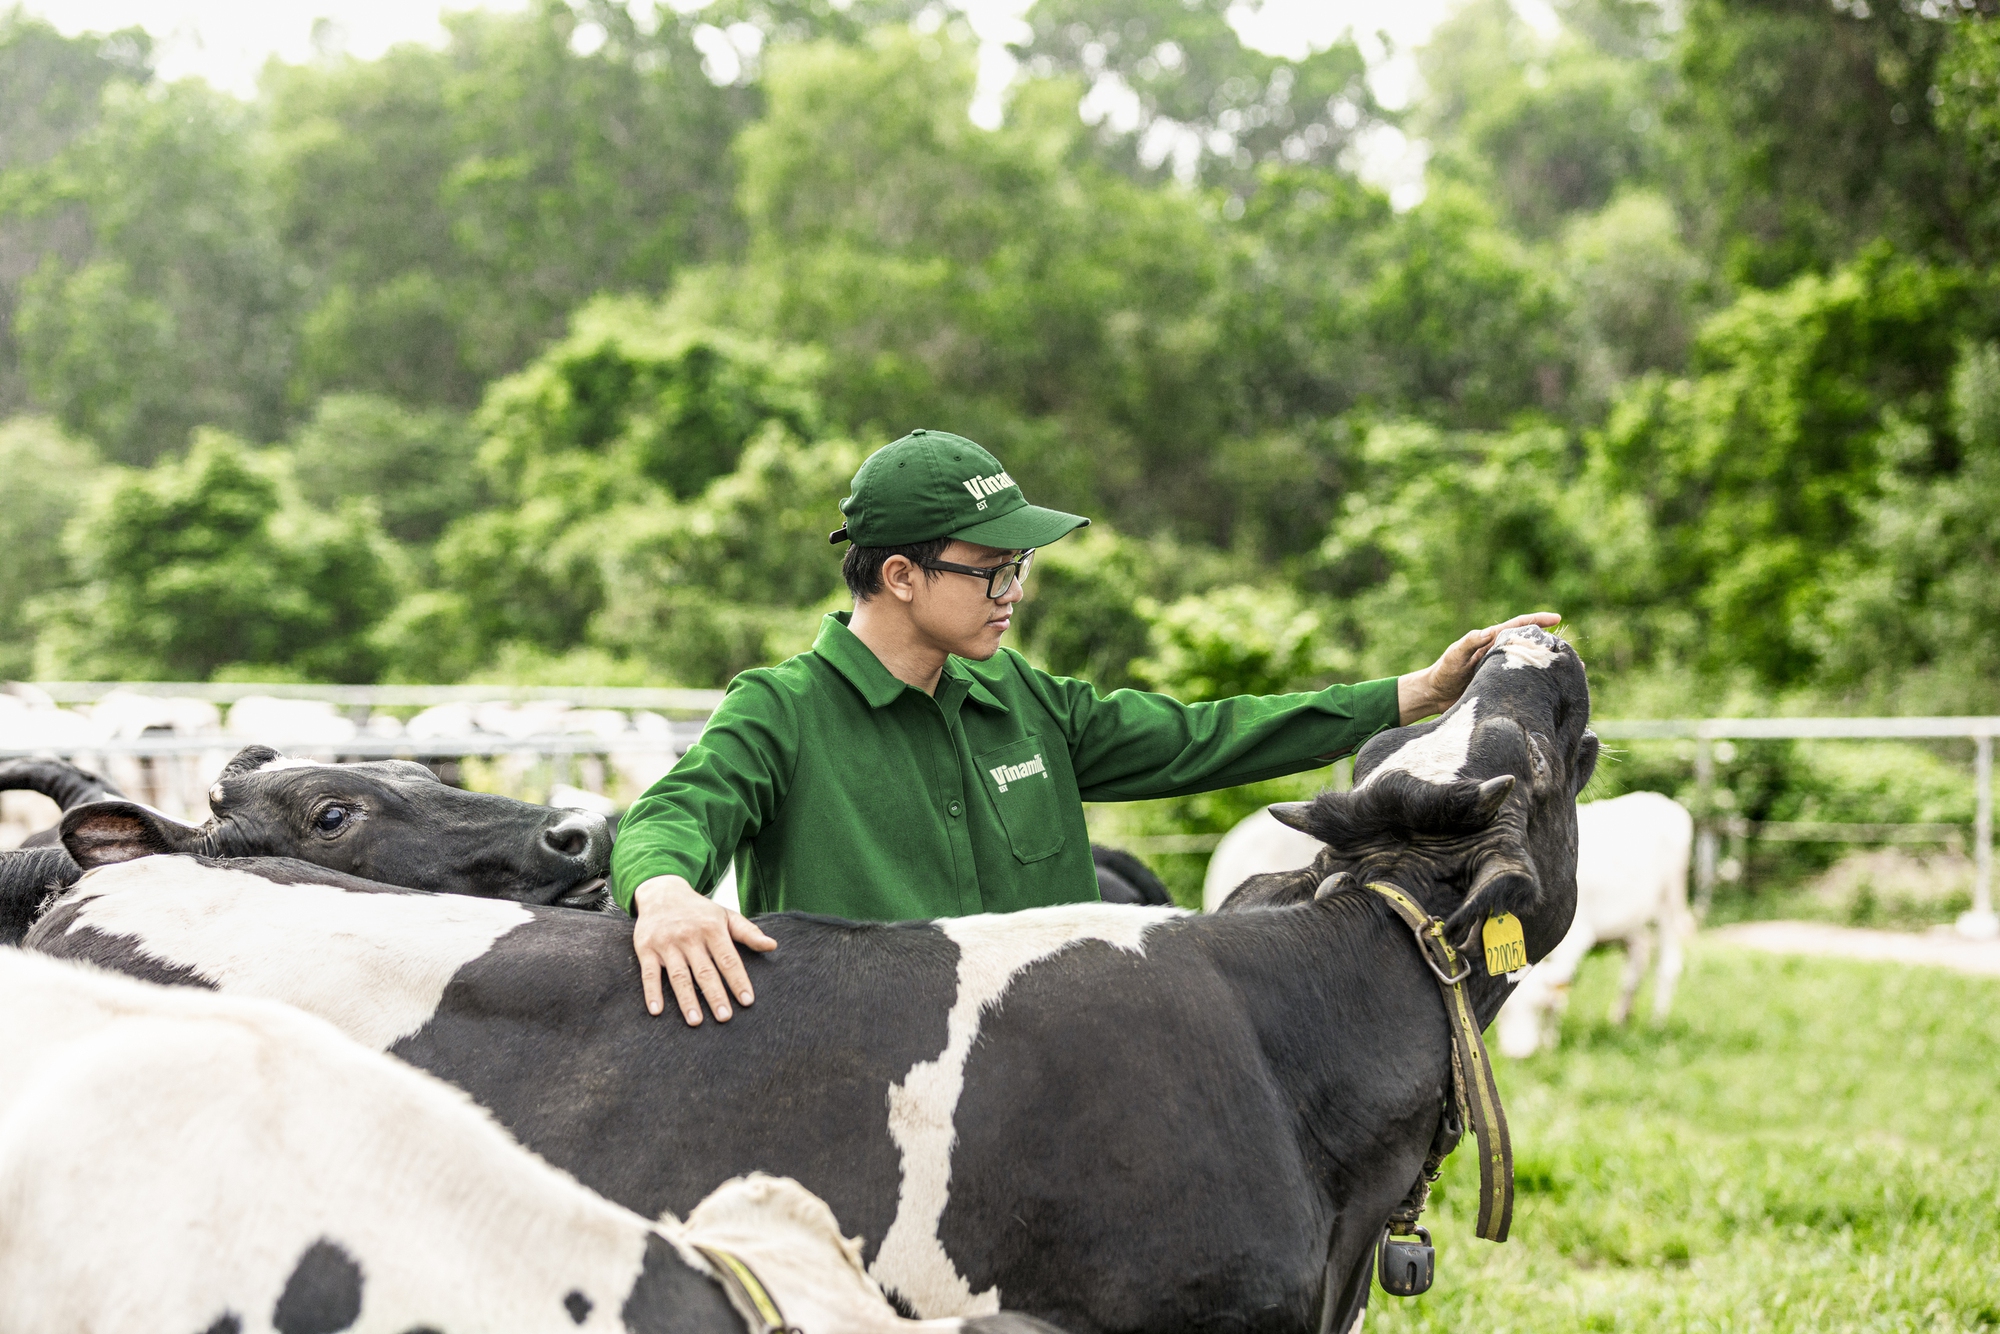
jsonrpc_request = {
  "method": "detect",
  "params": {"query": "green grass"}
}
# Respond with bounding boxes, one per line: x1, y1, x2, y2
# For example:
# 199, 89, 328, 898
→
1367, 944, 2000, 1332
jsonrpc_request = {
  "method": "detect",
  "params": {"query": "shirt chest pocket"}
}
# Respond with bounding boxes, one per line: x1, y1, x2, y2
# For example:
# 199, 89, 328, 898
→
975, 736, 1066, 864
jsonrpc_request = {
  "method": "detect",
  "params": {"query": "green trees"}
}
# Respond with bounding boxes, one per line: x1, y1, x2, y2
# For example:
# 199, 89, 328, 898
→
0, 0, 1996, 715
286, 395, 483, 550
1015, 0, 1382, 192
371, 299, 838, 682
33, 433, 401, 682
0, 417, 103, 678
1816, 339, 2000, 711
1593, 255, 1987, 687
1418, 0, 1670, 241
1675, 0, 1983, 286
14, 79, 295, 463
267, 1, 754, 409
0, 11, 151, 418
716, 28, 1233, 526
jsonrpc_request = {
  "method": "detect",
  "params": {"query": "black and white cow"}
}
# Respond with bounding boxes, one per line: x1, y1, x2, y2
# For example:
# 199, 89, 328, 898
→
1, 758, 122, 940
0, 745, 614, 943
0, 950, 1056, 1334
30, 627, 1594, 1334
1086, 844, 1173, 906
0, 756, 124, 846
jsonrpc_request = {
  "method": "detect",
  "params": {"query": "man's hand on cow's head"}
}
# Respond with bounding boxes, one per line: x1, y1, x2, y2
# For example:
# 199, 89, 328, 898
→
1397, 612, 1562, 724
631, 874, 777, 1024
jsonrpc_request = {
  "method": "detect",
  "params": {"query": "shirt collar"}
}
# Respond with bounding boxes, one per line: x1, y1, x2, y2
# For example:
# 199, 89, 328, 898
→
815, 612, 1012, 713
944, 658, 1011, 712
815, 613, 908, 709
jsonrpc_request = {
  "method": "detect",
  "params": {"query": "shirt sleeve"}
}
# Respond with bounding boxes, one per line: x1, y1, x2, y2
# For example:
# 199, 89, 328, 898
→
1038, 667, 1402, 803
609, 675, 799, 912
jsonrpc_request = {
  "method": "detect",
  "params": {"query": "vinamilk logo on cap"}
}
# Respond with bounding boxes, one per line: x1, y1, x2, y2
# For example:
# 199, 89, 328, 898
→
961, 469, 1017, 511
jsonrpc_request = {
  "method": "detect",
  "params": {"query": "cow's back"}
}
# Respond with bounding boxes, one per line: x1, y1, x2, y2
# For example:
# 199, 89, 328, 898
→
396, 905, 1348, 1332
390, 909, 963, 1264
1575, 791, 1692, 938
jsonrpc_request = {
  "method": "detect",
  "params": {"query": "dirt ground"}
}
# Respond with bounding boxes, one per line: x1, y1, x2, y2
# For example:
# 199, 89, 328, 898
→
1709, 919, 2000, 977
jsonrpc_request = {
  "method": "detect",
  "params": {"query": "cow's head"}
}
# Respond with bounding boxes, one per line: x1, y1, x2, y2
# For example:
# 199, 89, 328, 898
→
1228, 626, 1595, 964
58, 746, 614, 909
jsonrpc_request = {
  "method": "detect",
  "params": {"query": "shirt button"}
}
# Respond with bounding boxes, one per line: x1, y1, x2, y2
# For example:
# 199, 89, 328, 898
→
947, 800, 963, 817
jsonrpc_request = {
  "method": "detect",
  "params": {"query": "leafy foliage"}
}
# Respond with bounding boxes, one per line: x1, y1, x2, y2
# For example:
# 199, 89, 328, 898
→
476, 296, 823, 503
588, 428, 861, 683
266, 1, 755, 408
0, 0, 1997, 743
286, 395, 483, 549
1014, 0, 1383, 193
1674, 0, 1989, 286
1012, 526, 1154, 692
33, 432, 401, 682
1592, 254, 1990, 687
0, 416, 103, 678
1133, 583, 1352, 701
1816, 338, 2000, 710
1418, 0, 1671, 241
13, 80, 296, 463
0, 10, 151, 416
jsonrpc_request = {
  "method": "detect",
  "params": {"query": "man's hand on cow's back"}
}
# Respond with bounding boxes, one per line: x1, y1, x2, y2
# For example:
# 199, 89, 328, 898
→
1397, 612, 1562, 724
631, 874, 777, 1024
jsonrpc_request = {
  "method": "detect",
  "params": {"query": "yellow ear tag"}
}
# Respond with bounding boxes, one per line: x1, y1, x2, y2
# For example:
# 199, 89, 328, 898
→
1483, 912, 1528, 976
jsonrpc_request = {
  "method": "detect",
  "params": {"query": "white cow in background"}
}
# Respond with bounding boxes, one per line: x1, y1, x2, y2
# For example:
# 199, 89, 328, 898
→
0, 951, 1049, 1334
1201, 807, 1323, 914
1494, 790, 1693, 1057
1201, 791, 1694, 1057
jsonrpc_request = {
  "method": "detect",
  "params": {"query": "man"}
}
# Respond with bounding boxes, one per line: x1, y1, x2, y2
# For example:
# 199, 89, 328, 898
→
613, 429, 1557, 1025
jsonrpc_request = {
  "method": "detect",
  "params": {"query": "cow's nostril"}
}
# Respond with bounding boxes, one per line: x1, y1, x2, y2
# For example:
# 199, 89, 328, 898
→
541, 808, 610, 870
544, 825, 588, 857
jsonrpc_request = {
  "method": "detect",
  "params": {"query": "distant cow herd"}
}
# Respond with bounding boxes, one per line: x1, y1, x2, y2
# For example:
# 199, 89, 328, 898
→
0, 627, 1695, 1334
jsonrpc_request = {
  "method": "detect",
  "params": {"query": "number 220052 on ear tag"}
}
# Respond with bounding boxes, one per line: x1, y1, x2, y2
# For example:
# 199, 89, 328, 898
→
1483, 912, 1528, 975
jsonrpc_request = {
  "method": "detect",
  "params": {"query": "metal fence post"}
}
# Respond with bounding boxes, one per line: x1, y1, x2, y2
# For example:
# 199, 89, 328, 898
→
1961, 730, 1997, 939
1693, 730, 1717, 920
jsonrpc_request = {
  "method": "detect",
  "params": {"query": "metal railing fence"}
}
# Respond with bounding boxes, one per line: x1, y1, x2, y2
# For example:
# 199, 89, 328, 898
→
4, 686, 1994, 936
25, 681, 726, 715
1592, 717, 1996, 937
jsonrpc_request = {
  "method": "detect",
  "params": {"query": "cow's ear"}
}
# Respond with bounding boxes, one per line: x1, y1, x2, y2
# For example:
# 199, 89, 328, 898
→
1570, 731, 1600, 796
61, 802, 206, 868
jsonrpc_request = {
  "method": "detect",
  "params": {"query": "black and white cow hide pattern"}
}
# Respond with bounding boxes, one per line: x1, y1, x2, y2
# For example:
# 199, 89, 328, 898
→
0, 950, 1059, 1334
29, 626, 1596, 1334
0, 948, 738, 1334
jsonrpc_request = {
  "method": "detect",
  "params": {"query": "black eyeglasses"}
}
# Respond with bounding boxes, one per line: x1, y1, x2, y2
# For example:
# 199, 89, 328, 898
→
922, 549, 1036, 599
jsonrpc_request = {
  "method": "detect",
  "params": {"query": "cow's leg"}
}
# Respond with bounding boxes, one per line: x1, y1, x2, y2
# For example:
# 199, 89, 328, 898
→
1609, 931, 1651, 1026
1494, 974, 1551, 1059
1317, 1241, 1373, 1334
1651, 909, 1685, 1023
1526, 921, 1594, 1050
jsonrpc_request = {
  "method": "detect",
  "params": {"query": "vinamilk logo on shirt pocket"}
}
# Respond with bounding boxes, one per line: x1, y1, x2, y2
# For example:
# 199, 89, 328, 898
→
976, 737, 1064, 863
989, 752, 1047, 792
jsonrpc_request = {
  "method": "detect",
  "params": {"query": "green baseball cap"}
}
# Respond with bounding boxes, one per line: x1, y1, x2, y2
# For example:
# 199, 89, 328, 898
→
829, 429, 1090, 550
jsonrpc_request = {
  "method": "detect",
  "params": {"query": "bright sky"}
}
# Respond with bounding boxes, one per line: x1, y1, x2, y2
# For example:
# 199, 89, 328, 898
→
22, 0, 1559, 206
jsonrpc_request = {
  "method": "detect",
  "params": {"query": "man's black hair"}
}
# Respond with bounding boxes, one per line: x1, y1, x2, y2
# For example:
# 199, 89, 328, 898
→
842, 537, 950, 600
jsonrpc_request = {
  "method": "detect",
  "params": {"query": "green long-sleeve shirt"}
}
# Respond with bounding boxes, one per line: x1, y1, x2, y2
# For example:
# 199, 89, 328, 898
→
611, 612, 1400, 920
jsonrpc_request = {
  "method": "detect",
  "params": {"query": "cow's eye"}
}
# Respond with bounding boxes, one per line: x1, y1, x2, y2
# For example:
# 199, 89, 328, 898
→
315, 805, 350, 833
